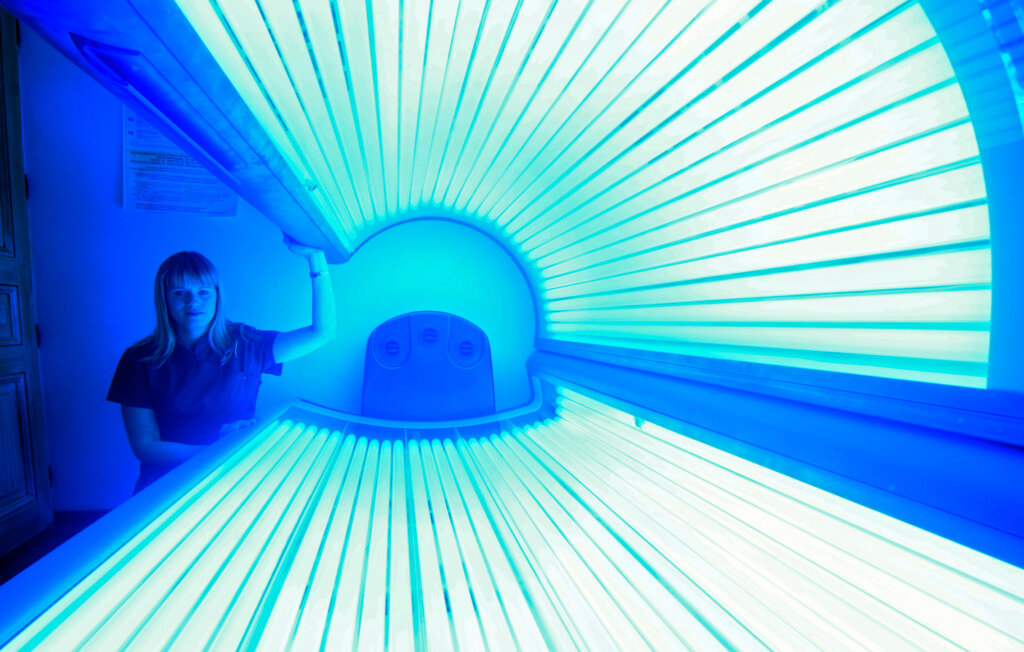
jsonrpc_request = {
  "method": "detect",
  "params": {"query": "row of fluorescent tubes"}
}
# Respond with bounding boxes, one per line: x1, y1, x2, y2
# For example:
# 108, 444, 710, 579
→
6, 388, 1022, 649
171, 0, 992, 387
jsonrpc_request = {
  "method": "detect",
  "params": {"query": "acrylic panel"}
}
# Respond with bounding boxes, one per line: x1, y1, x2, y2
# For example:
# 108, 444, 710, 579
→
4, 391, 1023, 649
173, 0, 992, 386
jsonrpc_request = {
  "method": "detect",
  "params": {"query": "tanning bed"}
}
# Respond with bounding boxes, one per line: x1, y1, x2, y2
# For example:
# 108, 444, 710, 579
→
1, 393, 1023, 649
2, 0, 1024, 648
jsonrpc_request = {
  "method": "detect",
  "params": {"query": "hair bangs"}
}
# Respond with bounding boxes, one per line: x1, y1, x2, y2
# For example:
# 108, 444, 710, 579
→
163, 254, 218, 291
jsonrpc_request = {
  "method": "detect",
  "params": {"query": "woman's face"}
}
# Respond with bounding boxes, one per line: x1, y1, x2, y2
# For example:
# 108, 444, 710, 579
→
166, 281, 217, 334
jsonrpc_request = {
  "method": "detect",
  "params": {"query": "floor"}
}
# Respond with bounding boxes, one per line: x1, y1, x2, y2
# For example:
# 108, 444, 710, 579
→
0, 510, 108, 586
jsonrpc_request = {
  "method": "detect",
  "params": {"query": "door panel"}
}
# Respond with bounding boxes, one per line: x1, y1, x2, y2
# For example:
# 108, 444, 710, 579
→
0, 10, 51, 557
0, 284, 20, 345
0, 374, 29, 503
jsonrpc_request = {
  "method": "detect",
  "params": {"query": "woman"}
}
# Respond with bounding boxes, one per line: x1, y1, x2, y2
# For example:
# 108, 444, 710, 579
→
107, 235, 336, 492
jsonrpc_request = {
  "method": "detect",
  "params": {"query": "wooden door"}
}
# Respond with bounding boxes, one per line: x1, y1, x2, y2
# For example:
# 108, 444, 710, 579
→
0, 11, 51, 557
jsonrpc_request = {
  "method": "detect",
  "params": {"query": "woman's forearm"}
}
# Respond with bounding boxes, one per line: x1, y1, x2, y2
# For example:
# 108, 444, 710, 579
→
273, 240, 339, 363
123, 405, 201, 466
135, 439, 204, 466
307, 250, 337, 338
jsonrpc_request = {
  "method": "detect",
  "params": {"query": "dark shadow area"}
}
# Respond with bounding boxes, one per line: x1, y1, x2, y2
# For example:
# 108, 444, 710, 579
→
0, 510, 108, 586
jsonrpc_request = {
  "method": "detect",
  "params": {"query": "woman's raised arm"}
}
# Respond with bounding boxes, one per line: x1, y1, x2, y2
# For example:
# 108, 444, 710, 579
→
272, 235, 338, 363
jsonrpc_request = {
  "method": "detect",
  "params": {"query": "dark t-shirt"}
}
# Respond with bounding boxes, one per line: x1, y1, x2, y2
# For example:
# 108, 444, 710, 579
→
106, 324, 282, 448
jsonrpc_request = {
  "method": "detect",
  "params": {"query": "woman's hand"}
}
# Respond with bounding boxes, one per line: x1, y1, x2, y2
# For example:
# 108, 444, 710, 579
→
283, 233, 325, 261
220, 418, 257, 436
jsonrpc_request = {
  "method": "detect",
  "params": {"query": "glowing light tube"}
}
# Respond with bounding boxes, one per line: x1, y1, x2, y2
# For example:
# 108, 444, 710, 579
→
4, 398, 1022, 650
172, 0, 992, 387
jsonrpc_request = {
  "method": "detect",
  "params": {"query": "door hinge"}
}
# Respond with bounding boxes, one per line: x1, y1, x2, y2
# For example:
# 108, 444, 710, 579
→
35, 323, 40, 348
24, 173, 28, 199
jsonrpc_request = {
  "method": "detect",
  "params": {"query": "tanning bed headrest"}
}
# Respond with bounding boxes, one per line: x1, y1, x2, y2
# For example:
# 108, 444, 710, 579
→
362, 311, 495, 420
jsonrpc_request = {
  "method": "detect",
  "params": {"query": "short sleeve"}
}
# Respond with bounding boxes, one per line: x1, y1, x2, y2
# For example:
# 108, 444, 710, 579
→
240, 327, 283, 376
106, 348, 152, 408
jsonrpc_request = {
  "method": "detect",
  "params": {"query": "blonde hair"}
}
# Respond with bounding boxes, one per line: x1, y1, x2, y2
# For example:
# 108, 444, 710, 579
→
140, 251, 235, 367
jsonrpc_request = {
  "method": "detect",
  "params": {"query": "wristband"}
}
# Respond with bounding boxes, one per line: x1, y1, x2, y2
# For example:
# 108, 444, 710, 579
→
310, 270, 328, 279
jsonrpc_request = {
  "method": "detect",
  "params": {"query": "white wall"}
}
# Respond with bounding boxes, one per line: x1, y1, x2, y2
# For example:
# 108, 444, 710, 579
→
286, 218, 536, 414
20, 30, 536, 509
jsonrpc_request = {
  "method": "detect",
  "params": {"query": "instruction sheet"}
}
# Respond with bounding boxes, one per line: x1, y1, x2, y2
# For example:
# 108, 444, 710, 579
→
123, 106, 237, 215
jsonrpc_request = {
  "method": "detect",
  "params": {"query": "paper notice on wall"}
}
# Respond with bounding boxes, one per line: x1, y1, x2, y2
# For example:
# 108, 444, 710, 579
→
123, 106, 237, 215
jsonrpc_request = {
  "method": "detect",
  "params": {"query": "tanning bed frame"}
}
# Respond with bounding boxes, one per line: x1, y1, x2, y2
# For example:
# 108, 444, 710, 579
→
3, 0, 1022, 389
1, 0, 1023, 646
2, 0, 1023, 558
1, 392, 1023, 650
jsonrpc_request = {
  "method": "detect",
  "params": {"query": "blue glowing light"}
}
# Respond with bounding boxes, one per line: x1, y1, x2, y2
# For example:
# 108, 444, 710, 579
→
173, 0, 992, 387
5, 393, 1023, 649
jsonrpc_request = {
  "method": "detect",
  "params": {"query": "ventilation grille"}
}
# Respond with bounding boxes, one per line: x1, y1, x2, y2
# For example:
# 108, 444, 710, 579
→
174, 0, 991, 386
